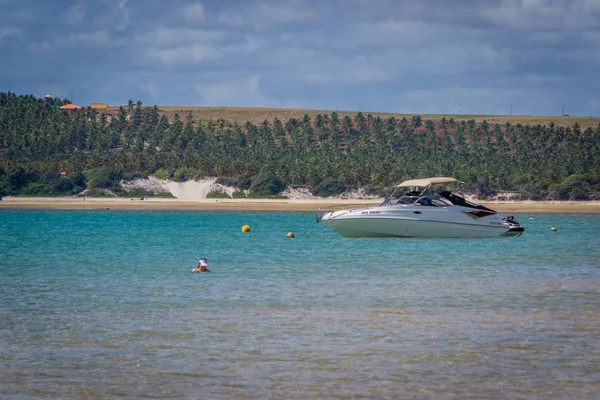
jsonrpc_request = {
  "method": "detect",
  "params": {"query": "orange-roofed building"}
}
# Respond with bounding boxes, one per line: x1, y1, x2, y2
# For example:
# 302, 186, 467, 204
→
60, 104, 83, 110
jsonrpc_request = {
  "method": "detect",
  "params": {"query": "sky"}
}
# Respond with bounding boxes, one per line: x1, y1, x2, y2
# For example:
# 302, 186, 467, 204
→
1, 0, 599, 116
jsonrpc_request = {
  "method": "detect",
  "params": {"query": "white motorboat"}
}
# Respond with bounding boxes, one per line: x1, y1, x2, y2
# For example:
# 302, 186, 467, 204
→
319, 177, 524, 238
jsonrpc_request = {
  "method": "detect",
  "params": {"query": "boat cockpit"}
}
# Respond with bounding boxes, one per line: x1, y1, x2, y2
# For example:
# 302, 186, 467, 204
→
379, 184, 495, 212
379, 183, 453, 208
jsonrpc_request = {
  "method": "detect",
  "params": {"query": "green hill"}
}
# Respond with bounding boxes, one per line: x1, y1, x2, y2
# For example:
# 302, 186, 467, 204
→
1, 92, 599, 200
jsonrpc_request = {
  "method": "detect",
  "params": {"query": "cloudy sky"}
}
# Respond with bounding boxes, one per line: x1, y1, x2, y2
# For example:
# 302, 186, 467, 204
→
1, 0, 599, 116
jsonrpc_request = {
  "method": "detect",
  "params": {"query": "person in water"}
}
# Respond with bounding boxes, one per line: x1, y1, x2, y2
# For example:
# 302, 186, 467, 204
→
193, 258, 210, 272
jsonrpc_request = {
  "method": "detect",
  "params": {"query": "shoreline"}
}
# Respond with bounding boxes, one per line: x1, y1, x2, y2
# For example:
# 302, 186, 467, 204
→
2, 196, 600, 213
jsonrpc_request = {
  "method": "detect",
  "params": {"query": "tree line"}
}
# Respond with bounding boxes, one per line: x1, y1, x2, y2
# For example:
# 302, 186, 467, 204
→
1, 91, 599, 199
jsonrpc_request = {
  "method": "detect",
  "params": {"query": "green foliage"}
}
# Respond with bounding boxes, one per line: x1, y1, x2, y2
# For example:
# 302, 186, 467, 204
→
0, 181, 9, 196
1, 91, 600, 200
85, 169, 123, 189
70, 172, 87, 188
21, 182, 50, 196
231, 190, 247, 198
250, 174, 288, 195
237, 174, 251, 190
8, 167, 38, 191
152, 169, 169, 180
362, 184, 388, 197
527, 183, 547, 200
123, 171, 147, 181
207, 190, 231, 198
52, 178, 75, 194
552, 174, 592, 200
173, 167, 191, 182
311, 179, 345, 197
216, 176, 238, 187
112, 185, 126, 196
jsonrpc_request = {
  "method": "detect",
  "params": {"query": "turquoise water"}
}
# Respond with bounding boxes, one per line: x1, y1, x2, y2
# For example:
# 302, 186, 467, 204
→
1, 210, 600, 399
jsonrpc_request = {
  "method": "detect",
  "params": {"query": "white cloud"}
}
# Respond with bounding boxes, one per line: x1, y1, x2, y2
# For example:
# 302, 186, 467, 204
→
31, 30, 114, 52
478, 0, 600, 30
65, 30, 111, 46
393, 85, 557, 115
250, 0, 318, 24
117, 0, 129, 29
146, 81, 161, 99
215, 0, 320, 28
145, 43, 223, 65
260, 39, 509, 86
92, 0, 129, 31
0, 27, 21, 39
3, 0, 599, 115
64, 2, 85, 25
220, 35, 261, 55
183, 3, 205, 22
215, 12, 247, 27
194, 75, 270, 107
135, 28, 259, 65
135, 27, 224, 46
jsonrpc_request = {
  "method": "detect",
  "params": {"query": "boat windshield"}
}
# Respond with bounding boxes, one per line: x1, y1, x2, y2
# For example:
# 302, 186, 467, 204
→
380, 194, 450, 207
380, 183, 456, 207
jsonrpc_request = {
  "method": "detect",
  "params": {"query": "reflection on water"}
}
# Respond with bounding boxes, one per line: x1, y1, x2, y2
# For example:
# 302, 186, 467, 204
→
1, 211, 600, 399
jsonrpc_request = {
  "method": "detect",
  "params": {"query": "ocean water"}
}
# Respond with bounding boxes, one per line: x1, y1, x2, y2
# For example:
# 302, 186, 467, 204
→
1, 210, 599, 399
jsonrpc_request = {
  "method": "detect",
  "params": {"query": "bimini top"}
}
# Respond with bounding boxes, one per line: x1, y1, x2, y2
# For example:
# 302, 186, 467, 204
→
395, 177, 458, 188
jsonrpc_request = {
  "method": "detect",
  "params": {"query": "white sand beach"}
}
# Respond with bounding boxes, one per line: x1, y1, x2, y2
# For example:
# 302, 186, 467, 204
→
2, 178, 600, 212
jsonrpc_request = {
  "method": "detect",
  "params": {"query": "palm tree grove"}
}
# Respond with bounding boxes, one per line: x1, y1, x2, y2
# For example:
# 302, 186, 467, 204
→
1, 92, 599, 200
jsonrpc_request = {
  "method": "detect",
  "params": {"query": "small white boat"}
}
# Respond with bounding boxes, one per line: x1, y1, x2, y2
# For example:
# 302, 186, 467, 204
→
319, 177, 524, 238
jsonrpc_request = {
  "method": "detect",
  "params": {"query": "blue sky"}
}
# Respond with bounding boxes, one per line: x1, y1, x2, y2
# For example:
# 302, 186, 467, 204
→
1, 0, 599, 116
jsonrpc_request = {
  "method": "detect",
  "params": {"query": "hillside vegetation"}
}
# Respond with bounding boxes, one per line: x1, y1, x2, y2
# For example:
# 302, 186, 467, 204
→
1, 92, 599, 200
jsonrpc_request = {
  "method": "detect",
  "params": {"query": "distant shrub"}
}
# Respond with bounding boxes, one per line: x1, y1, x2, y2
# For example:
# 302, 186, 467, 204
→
237, 174, 251, 190
86, 168, 123, 189
250, 174, 287, 195
550, 174, 592, 200
52, 178, 75, 194
173, 167, 190, 182
362, 184, 387, 197
122, 171, 147, 181
231, 190, 247, 198
8, 167, 38, 191
152, 169, 168, 180
21, 182, 51, 196
207, 190, 231, 199
311, 179, 345, 197
568, 185, 589, 200
42, 170, 61, 182
0, 181, 9, 196
70, 172, 87, 188
112, 185, 126, 196
216, 176, 238, 187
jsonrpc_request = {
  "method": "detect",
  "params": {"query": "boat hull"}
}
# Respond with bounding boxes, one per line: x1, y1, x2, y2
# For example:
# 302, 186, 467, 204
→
320, 207, 515, 238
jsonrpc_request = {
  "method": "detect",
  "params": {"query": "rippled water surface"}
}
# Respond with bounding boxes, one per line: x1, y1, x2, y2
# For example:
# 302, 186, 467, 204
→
1, 210, 600, 399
